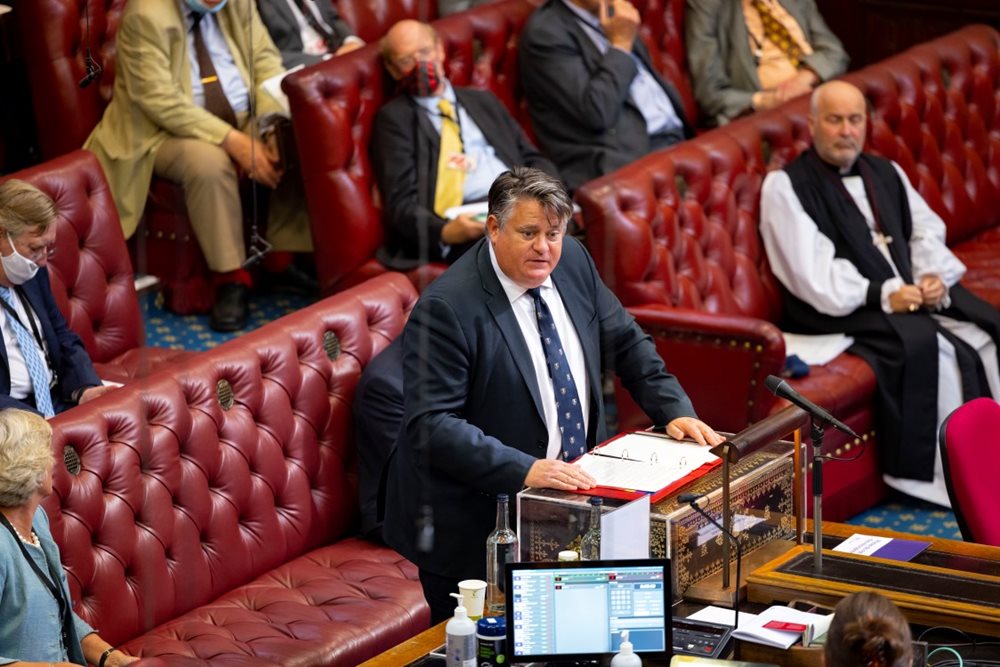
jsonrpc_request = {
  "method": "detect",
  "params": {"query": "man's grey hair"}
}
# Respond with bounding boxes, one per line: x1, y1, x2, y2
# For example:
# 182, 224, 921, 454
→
487, 167, 572, 230
0, 409, 54, 508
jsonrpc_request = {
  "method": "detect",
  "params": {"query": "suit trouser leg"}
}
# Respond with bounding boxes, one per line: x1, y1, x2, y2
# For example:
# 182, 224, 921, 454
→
419, 568, 463, 625
152, 136, 246, 273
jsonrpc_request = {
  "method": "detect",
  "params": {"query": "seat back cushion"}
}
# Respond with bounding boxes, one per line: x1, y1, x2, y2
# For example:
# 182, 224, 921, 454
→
43, 273, 418, 646
940, 397, 1000, 546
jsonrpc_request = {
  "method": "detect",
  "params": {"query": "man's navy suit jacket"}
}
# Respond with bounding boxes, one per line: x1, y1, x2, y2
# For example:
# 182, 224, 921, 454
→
0, 269, 100, 414
383, 235, 696, 579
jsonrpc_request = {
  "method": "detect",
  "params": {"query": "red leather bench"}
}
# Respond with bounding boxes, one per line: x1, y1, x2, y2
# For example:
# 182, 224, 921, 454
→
336, 0, 438, 43
43, 272, 428, 665
576, 24, 1000, 521
2, 150, 192, 382
283, 0, 697, 296
16, 0, 223, 314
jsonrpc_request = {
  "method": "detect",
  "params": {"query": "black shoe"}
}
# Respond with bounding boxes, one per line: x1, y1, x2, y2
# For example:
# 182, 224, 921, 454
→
210, 283, 249, 332
264, 264, 319, 296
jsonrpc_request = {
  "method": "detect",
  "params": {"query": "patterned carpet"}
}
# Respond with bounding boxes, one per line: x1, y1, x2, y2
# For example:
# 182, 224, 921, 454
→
844, 492, 962, 540
141, 289, 318, 350
140, 289, 964, 541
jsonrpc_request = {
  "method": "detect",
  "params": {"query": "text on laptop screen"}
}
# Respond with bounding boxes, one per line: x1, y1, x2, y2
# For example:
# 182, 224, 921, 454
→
507, 560, 670, 660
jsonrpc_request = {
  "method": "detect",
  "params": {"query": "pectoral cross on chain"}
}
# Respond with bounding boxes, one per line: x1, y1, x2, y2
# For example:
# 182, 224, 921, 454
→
873, 231, 893, 252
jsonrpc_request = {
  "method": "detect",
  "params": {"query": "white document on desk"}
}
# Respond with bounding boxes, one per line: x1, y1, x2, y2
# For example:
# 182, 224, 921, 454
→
600, 494, 650, 559
575, 433, 719, 492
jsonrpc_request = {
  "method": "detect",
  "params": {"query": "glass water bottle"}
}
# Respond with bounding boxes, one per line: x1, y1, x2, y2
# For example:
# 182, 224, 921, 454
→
485, 493, 518, 616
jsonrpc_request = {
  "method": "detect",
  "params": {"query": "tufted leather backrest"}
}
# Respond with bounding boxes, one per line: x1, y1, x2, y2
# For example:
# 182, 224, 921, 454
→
578, 102, 809, 320
42, 273, 417, 647
283, 0, 539, 294
336, 0, 438, 43
17, 0, 127, 159
852, 25, 1000, 246
633, 0, 697, 126
579, 24, 1000, 316
2, 150, 144, 363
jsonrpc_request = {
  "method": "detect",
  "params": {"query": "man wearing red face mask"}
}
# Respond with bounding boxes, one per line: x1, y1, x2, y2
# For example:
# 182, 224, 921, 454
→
371, 20, 560, 271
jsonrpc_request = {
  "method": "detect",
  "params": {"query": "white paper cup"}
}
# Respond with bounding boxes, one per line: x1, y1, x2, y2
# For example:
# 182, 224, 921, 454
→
457, 578, 487, 619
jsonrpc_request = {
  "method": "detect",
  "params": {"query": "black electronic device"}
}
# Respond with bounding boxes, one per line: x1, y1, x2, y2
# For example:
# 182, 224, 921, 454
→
672, 617, 733, 659
505, 559, 671, 664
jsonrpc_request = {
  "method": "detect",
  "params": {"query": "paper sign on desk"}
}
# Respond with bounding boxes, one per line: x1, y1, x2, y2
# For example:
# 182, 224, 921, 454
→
573, 432, 721, 502
600, 494, 650, 559
832, 533, 931, 562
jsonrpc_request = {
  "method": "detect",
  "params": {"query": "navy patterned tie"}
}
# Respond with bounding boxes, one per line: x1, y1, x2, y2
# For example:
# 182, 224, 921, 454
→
527, 287, 586, 460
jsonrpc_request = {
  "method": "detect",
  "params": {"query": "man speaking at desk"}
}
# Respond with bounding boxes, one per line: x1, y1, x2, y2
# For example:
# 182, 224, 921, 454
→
384, 167, 722, 622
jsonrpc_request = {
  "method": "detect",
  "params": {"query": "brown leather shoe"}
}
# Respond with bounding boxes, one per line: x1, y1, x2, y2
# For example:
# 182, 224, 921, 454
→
210, 283, 249, 332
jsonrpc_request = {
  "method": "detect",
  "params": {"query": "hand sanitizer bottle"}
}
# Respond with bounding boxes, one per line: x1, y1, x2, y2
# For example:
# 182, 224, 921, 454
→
446, 592, 476, 666
610, 630, 642, 666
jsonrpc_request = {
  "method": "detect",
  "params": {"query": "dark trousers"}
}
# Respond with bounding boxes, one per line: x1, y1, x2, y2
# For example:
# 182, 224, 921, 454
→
419, 568, 463, 625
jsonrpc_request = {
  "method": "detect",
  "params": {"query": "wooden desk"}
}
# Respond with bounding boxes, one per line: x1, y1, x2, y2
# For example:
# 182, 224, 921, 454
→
358, 622, 445, 667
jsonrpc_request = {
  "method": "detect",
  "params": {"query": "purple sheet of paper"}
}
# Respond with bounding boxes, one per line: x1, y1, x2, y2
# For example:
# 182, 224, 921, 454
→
871, 538, 931, 562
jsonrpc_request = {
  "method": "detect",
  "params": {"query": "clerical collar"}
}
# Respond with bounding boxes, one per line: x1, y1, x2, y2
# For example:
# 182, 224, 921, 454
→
812, 148, 861, 177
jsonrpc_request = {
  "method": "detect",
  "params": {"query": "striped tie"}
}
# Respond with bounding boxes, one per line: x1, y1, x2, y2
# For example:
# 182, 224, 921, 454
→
0, 286, 54, 417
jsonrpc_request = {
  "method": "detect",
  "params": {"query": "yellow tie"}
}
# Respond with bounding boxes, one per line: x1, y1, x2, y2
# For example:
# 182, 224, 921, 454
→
434, 98, 466, 217
752, 0, 805, 67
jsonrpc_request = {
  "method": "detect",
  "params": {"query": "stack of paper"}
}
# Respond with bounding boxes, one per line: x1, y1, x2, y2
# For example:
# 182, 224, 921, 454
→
687, 606, 833, 650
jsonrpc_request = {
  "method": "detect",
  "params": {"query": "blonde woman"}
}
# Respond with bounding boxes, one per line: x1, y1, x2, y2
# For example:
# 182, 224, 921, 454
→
0, 409, 136, 666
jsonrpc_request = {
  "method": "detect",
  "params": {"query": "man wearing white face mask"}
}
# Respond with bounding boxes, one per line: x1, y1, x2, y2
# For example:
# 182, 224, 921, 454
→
0, 181, 113, 417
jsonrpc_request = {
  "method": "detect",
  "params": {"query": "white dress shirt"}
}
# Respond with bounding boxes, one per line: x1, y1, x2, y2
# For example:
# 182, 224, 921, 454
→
489, 243, 589, 459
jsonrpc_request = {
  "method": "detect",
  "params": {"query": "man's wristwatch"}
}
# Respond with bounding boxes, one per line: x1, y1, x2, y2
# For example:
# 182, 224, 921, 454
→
98, 647, 115, 667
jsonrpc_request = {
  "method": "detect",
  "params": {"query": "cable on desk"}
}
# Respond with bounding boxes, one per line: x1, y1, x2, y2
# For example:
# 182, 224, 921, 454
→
928, 648, 964, 667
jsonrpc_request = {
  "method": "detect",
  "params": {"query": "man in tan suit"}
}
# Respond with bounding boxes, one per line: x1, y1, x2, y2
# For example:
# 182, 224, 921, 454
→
86, 0, 312, 331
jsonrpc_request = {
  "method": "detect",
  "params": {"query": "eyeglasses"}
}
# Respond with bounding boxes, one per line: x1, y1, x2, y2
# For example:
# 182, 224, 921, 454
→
9, 235, 56, 263
391, 45, 436, 72
25, 243, 57, 263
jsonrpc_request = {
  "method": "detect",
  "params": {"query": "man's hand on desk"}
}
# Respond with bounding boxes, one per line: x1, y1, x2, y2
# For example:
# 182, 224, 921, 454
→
665, 417, 725, 446
525, 459, 597, 491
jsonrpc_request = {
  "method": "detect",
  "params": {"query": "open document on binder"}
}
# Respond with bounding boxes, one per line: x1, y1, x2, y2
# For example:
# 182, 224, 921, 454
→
573, 432, 721, 501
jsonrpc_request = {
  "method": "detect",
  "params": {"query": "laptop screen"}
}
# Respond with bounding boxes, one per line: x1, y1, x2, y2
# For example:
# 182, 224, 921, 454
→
505, 559, 672, 663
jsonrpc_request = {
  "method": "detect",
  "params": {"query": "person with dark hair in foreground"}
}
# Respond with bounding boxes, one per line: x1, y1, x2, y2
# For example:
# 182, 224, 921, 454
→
384, 167, 722, 622
826, 591, 913, 667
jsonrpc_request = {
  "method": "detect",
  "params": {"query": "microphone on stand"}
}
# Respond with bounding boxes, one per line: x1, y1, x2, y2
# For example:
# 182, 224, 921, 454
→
678, 493, 743, 629
764, 375, 858, 438
764, 375, 847, 573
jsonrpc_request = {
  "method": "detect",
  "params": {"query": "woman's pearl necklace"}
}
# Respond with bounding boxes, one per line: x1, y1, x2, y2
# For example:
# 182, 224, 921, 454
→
10, 523, 40, 547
